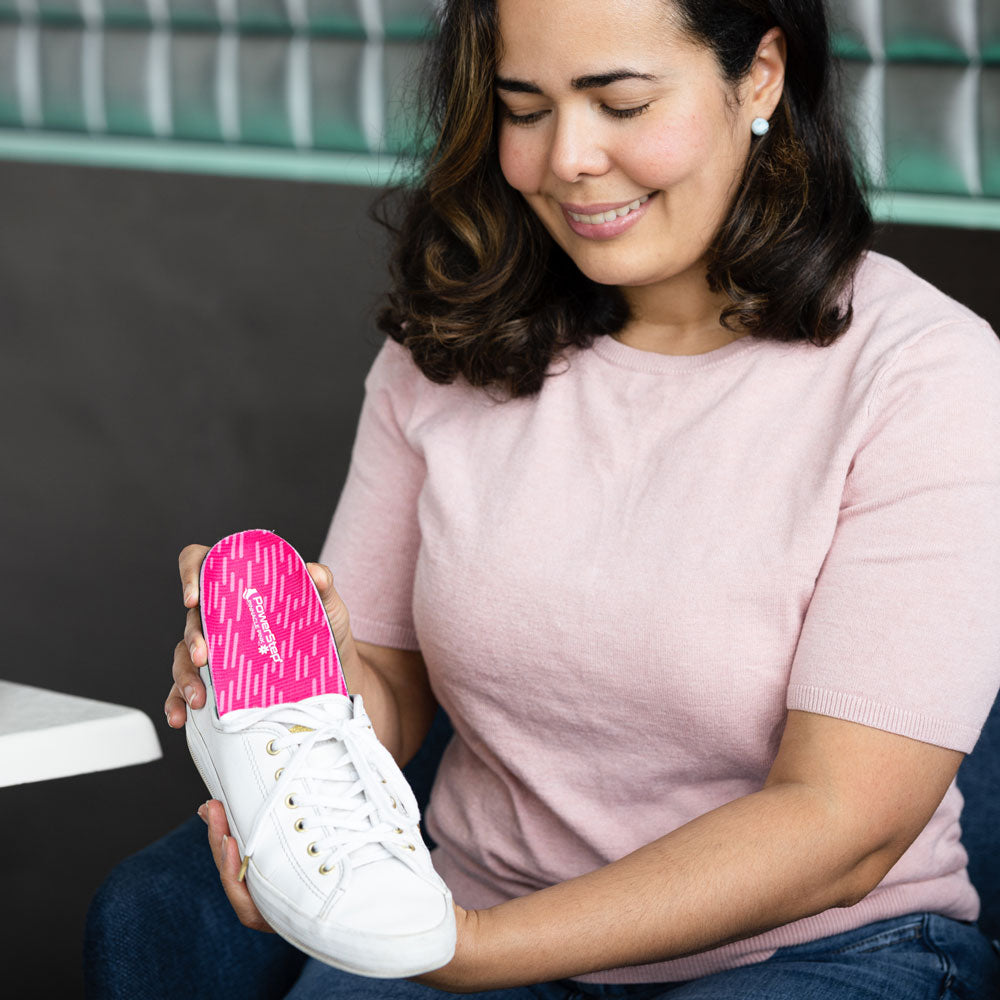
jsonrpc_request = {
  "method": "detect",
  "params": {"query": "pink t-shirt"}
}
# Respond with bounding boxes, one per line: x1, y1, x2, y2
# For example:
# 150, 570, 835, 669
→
319, 252, 1000, 982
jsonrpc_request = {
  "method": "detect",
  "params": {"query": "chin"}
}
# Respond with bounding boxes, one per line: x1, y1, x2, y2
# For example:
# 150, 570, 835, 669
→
568, 256, 666, 289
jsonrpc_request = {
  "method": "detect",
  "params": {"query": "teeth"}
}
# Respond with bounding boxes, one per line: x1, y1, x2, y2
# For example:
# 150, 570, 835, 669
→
568, 194, 649, 225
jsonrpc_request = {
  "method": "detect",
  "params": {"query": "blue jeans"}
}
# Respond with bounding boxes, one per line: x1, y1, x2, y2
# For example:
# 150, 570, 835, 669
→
85, 816, 1000, 1000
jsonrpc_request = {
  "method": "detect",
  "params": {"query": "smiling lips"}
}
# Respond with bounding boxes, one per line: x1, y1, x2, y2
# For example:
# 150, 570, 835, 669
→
560, 191, 656, 240
565, 194, 651, 224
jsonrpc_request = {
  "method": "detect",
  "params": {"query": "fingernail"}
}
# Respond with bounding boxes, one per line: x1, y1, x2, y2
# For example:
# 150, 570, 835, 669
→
164, 707, 173, 727
184, 685, 196, 706
221, 834, 229, 854
183, 585, 193, 605
197, 804, 208, 822
189, 642, 199, 661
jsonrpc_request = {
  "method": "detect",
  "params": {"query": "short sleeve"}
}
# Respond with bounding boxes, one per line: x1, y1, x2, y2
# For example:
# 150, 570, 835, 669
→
318, 337, 425, 650
787, 321, 1000, 752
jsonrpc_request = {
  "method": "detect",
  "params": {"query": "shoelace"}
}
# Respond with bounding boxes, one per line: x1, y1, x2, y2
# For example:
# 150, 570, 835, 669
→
220, 696, 421, 885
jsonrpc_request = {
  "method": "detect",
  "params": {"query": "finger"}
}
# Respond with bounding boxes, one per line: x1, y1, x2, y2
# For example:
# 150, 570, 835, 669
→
164, 682, 188, 729
306, 562, 352, 649
203, 800, 273, 933
171, 637, 206, 712
182, 605, 208, 668
179, 543, 209, 608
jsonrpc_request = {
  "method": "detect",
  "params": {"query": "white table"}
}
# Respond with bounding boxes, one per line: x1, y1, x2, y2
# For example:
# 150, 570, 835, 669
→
0, 680, 162, 786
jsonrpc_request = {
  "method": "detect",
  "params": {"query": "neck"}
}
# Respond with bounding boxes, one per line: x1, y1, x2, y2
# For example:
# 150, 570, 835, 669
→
618, 266, 744, 356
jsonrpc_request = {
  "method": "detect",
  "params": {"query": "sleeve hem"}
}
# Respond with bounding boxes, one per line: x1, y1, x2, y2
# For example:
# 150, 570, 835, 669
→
350, 614, 421, 652
786, 684, 980, 753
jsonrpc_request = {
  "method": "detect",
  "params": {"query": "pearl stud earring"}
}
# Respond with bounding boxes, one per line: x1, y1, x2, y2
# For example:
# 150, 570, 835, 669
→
751, 117, 770, 137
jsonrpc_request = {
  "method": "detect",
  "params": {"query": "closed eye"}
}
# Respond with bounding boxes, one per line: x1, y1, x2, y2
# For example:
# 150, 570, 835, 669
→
500, 103, 652, 126
603, 103, 651, 120
501, 107, 549, 126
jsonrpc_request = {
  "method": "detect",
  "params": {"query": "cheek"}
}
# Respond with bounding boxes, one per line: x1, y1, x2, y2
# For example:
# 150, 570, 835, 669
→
621, 117, 715, 189
498, 128, 543, 194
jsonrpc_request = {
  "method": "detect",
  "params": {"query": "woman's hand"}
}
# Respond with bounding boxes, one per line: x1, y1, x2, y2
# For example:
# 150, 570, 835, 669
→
197, 799, 274, 933
164, 544, 368, 730
197, 798, 489, 988
164, 544, 210, 728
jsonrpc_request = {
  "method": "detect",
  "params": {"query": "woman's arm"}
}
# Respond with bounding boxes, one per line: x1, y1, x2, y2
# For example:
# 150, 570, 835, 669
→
421, 709, 963, 992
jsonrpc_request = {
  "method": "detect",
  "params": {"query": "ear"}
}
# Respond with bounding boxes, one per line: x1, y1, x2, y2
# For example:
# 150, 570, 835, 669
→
747, 27, 787, 123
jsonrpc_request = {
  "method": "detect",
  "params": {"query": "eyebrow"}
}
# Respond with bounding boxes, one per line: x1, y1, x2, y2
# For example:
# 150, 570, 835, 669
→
495, 70, 658, 94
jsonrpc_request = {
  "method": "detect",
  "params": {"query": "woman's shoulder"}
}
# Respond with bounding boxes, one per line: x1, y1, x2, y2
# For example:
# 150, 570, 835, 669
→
846, 250, 998, 372
363, 335, 511, 422
852, 251, 991, 336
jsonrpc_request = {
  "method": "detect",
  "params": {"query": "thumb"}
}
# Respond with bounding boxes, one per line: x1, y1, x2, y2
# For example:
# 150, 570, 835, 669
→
306, 562, 356, 660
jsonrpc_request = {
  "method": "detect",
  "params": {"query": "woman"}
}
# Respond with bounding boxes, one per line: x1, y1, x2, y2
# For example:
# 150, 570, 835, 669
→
106, 0, 1000, 996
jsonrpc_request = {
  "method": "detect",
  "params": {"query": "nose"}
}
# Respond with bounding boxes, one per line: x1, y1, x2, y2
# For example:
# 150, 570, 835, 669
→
547, 107, 611, 183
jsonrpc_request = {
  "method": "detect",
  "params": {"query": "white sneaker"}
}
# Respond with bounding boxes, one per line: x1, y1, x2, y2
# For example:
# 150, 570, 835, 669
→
185, 529, 455, 977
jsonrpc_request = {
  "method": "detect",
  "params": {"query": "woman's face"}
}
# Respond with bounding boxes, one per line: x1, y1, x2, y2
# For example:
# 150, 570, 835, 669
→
495, 0, 780, 295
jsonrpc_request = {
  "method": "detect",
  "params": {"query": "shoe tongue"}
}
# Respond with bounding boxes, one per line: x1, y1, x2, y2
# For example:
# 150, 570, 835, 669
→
297, 698, 392, 867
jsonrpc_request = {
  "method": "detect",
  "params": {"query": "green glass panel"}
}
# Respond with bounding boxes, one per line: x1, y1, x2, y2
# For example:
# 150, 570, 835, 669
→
984, 72, 1000, 197
383, 40, 427, 155
172, 107, 224, 143
0, 27, 18, 126
34, 1, 83, 24
103, 0, 153, 29
172, 34, 224, 143
308, 17, 366, 38
884, 38, 969, 64
886, 151, 968, 196
238, 40, 294, 147
383, 16, 434, 40
981, 2, 1000, 63
310, 37, 365, 153
235, 0, 290, 32
831, 36, 872, 62
169, 0, 220, 30
39, 28, 87, 131
304, 0, 363, 36
104, 31, 156, 138
312, 119, 367, 152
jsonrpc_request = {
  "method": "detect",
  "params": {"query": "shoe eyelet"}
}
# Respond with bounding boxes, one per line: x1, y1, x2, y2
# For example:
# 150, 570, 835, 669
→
285, 794, 297, 809
319, 863, 334, 875
394, 827, 403, 835
294, 818, 306, 833
407, 844, 416, 851
390, 798, 397, 809
307, 843, 320, 857
274, 768, 284, 781
266, 739, 281, 756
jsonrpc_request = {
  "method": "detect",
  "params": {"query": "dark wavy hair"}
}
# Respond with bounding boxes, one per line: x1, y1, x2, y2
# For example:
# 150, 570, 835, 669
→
374, 0, 874, 400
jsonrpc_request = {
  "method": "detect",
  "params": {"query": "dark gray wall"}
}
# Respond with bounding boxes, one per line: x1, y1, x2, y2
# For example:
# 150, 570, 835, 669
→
0, 160, 390, 995
1, 158, 999, 995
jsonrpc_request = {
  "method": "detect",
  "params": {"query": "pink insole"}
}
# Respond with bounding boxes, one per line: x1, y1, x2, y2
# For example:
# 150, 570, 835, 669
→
200, 529, 348, 716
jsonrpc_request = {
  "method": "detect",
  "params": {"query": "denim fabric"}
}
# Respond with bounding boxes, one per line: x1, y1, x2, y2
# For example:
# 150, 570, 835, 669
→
84, 815, 1000, 1000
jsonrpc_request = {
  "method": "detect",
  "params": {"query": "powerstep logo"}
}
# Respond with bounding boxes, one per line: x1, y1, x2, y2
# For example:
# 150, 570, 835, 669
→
242, 588, 282, 663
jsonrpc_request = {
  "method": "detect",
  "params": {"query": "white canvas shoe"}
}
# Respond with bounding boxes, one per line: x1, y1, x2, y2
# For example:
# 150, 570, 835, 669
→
185, 529, 455, 978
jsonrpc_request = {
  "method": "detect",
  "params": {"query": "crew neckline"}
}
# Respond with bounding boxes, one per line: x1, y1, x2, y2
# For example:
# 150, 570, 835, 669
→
591, 332, 763, 373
